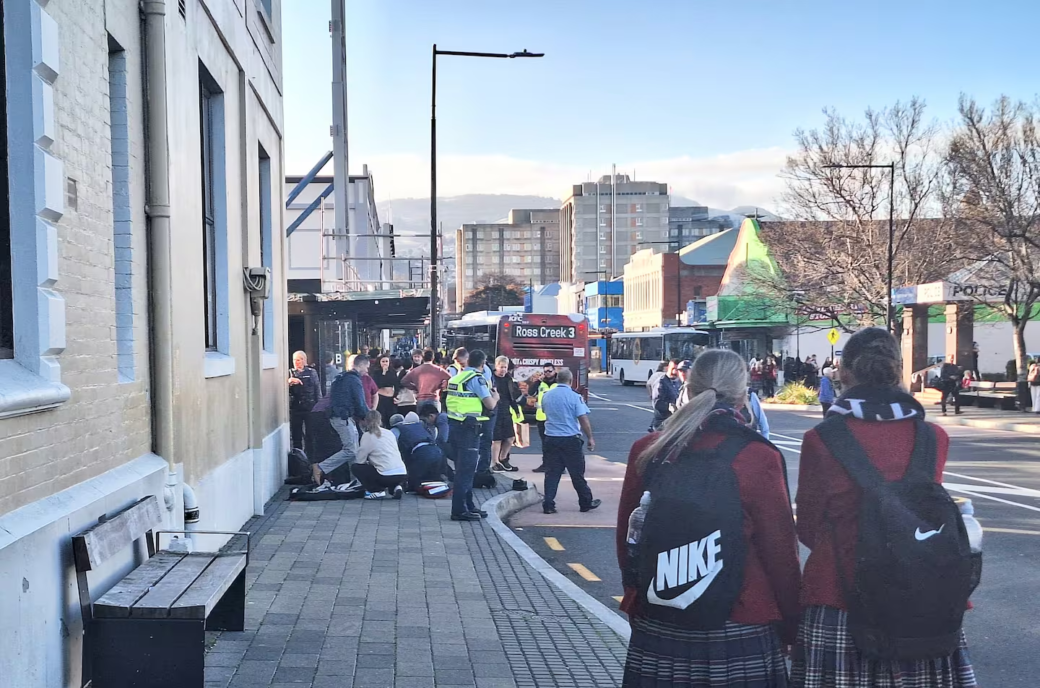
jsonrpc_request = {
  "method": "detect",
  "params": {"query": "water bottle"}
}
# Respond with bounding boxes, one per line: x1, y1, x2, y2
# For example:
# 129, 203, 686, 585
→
959, 499, 983, 553
623, 492, 651, 587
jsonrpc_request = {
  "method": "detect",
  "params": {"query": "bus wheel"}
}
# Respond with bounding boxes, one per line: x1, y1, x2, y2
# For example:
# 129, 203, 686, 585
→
620, 370, 631, 386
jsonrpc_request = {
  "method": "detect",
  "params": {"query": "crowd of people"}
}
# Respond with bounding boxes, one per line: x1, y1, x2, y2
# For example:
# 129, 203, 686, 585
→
287, 345, 600, 517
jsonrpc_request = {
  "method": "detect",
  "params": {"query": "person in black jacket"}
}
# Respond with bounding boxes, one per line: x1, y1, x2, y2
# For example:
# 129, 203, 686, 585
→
313, 355, 371, 485
938, 354, 963, 416
289, 351, 322, 459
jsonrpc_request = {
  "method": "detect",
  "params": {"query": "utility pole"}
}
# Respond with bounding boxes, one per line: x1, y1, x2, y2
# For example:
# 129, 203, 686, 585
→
330, 0, 350, 286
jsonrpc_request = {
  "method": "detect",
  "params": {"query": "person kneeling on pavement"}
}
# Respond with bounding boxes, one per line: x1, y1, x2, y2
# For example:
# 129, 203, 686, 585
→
540, 367, 601, 515
346, 411, 408, 500
397, 403, 449, 492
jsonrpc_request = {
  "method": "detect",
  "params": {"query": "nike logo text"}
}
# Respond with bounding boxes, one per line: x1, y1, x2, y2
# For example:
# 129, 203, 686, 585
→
647, 530, 723, 610
915, 524, 945, 541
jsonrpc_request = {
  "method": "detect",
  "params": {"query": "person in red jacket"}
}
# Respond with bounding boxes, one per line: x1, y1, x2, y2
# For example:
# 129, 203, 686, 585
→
790, 327, 977, 687
616, 348, 801, 687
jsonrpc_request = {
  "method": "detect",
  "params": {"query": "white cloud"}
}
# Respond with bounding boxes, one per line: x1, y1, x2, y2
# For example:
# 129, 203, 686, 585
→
311, 147, 791, 210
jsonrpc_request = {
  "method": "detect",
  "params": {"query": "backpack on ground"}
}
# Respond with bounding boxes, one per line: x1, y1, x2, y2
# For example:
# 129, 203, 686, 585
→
285, 449, 312, 485
636, 419, 763, 629
815, 415, 980, 661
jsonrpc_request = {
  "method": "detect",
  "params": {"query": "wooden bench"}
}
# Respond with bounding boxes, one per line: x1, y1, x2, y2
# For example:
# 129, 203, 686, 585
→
963, 381, 1018, 410
73, 495, 250, 688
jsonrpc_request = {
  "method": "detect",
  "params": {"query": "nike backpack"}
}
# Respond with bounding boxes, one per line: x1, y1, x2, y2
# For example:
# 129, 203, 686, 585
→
815, 415, 981, 660
636, 421, 756, 629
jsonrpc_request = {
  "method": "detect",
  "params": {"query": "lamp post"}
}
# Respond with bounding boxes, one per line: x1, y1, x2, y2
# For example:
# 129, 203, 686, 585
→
822, 162, 896, 333
430, 46, 543, 349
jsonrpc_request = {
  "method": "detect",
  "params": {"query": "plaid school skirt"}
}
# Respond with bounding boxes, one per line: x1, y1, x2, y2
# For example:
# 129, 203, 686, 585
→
789, 606, 978, 688
623, 616, 789, 687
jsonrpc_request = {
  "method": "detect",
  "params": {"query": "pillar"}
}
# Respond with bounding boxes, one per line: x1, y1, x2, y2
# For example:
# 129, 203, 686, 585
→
902, 304, 929, 388
945, 303, 974, 368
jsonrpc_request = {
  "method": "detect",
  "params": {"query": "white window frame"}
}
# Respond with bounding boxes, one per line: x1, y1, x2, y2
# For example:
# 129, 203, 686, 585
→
0, 2, 71, 419
258, 146, 277, 369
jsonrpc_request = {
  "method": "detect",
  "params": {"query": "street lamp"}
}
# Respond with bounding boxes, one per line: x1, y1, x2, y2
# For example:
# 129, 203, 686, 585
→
429, 45, 543, 349
822, 162, 896, 333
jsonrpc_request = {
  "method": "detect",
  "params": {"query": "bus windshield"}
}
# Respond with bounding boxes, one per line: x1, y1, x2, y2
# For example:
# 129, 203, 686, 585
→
664, 332, 710, 361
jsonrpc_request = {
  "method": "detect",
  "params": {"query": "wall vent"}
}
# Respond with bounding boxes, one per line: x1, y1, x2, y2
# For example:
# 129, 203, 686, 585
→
179, 0, 187, 18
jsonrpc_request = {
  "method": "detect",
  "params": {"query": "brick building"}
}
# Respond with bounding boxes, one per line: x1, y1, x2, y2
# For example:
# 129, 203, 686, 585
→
0, 2, 288, 685
622, 229, 737, 330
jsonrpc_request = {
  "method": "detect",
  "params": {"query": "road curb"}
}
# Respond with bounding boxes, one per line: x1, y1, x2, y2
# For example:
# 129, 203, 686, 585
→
760, 403, 818, 412
484, 478, 632, 642
931, 415, 1040, 434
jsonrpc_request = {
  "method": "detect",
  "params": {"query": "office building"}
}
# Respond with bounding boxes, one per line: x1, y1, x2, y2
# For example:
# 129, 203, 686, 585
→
668, 206, 730, 248
0, 2, 288, 684
455, 208, 561, 308
559, 174, 670, 283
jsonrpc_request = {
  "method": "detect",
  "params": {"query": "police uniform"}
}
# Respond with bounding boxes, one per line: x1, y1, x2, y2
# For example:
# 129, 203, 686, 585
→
445, 368, 491, 519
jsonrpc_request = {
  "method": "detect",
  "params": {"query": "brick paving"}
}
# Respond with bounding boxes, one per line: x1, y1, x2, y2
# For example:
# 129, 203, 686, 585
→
204, 483, 628, 688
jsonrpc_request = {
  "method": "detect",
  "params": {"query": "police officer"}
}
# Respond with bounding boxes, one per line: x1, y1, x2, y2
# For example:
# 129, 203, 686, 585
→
532, 363, 558, 473
540, 368, 600, 515
445, 350, 499, 522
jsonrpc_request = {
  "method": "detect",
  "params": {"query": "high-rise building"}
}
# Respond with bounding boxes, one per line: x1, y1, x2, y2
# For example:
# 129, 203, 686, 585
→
559, 174, 669, 283
455, 209, 560, 308
667, 206, 729, 249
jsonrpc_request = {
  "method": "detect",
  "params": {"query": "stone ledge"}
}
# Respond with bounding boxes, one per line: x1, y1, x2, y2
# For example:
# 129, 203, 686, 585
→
0, 359, 70, 419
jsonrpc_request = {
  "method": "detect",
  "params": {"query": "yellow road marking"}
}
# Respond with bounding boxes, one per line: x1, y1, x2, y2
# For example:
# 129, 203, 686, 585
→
985, 527, 1040, 536
567, 563, 601, 581
612, 596, 624, 602
543, 537, 565, 551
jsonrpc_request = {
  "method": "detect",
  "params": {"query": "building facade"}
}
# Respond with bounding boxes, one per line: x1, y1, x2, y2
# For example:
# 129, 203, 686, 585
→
455, 208, 560, 308
622, 229, 733, 331
668, 206, 728, 248
584, 280, 624, 331
0, 2, 287, 685
559, 174, 670, 283
286, 166, 389, 294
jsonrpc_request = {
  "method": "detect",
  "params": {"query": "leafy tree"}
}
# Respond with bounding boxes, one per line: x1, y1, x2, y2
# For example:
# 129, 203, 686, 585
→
462, 273, 525, 314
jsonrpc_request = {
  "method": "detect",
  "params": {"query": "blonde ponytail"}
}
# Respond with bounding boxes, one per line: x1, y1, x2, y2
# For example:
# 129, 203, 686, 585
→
636, 349, 749, 473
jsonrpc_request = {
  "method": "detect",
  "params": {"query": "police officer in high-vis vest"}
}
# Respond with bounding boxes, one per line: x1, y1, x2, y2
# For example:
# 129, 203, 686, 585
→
445, 349, 499, 522
532, 363, 558, 473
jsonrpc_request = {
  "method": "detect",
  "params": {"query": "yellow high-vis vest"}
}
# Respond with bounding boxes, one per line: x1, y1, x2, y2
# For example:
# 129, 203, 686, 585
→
446, 370, 489, 421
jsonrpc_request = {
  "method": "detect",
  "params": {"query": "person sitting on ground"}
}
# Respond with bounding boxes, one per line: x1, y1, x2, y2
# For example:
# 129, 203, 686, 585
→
397, 403, 448, 491
348, 411, 408, 500
388, 413, 406, 439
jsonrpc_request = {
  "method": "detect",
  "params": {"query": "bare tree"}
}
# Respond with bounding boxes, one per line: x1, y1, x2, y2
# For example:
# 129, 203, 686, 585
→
760, 98, 966, 330
945, 95, 1040, 391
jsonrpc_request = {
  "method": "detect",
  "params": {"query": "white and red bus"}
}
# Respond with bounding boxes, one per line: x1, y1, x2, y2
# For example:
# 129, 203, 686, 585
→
444, 311, 590, 398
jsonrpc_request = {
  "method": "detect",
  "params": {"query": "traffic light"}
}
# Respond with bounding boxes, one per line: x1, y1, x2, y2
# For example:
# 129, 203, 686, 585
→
388, 223, 396, 257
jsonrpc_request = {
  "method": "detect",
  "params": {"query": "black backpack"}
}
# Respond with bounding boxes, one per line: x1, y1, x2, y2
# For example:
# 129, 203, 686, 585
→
637, 419, 769, 629
816, 416, 980, 661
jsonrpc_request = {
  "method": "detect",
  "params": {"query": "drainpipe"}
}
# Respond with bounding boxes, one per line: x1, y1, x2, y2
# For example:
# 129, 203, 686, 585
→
142, 1, 178, 515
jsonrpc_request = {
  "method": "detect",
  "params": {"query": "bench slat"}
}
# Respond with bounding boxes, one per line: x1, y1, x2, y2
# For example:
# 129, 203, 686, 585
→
93, 552, 185, 618
73, 496, 163, 572
169, 554, 248, 620
130, 554, 216, 619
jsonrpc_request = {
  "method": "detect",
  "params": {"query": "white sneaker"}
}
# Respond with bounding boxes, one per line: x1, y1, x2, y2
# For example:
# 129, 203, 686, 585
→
309, 480, 333, 493
332, 481, 361, 493
364, 490, 387, 500
392, 484, 404, 500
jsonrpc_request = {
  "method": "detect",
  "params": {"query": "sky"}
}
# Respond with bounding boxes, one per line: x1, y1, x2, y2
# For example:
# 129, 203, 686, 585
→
283, 0, 1039, 210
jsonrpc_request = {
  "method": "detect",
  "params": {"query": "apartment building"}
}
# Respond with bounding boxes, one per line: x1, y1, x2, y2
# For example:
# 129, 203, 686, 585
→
559, 174, 670, 283
455, 208, 560, 307
0, 2, 287, 685
668, 205, 729, 248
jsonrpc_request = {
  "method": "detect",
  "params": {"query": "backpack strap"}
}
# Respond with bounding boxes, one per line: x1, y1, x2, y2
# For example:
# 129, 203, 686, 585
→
904, 420, 938, 483
813, 415, 886, 492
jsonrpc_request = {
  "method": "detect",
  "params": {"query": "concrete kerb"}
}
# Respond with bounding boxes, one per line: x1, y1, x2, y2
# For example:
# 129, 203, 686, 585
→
484, 476, 633, 642
760, 403, 818, 412
931, 414, 1040, 434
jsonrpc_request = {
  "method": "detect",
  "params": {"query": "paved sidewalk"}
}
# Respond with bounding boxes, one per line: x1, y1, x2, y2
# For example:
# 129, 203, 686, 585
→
203, 483, 628, 688
929, 405, 1040, 434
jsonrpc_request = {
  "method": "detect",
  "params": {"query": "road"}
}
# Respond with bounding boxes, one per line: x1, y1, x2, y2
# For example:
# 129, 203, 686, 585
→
504, 375, 1040, 686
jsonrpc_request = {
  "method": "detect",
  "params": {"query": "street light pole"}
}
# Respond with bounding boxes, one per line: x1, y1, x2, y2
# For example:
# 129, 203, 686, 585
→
823, 162, 897, 333
429, 46, 543, 350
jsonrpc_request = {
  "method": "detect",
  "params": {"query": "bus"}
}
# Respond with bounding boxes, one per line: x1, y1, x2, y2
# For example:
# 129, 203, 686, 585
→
444, 312, 590, 399
609, 328, 711, 385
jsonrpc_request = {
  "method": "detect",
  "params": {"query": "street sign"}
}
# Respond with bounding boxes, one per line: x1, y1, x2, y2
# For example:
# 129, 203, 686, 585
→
827, 328, 840, 346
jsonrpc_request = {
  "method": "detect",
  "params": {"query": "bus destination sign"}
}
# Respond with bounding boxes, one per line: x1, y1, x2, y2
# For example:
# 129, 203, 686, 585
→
513, 324, 577, 339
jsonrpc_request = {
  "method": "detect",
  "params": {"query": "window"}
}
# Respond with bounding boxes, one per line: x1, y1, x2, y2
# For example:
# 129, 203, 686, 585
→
199, 64, 231, 373
0, 12, 10, 360
258, 145, 274, 357
109, 44, 134, 379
